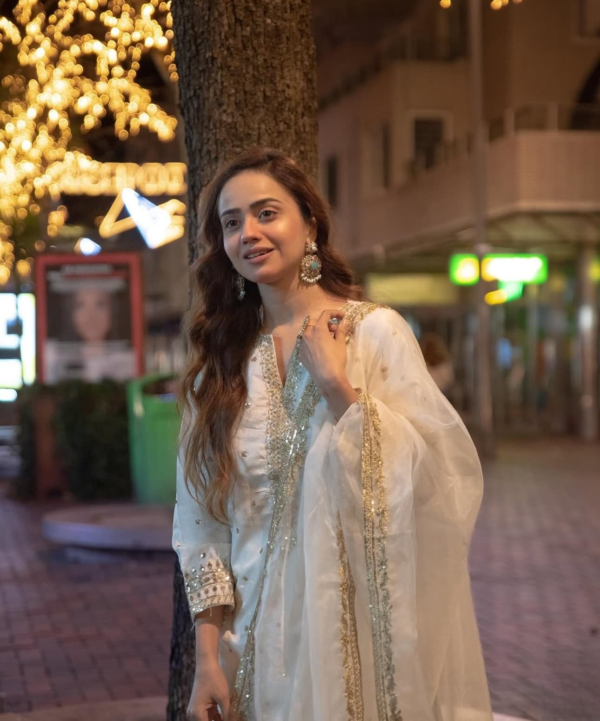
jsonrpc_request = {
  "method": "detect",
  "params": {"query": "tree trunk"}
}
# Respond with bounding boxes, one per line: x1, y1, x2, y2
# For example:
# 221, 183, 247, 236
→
173, 0, 318, 264
167, 2, 318, 717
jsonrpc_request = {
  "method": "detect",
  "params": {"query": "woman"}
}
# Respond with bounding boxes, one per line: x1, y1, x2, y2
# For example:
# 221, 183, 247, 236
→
173, 149, 492, 721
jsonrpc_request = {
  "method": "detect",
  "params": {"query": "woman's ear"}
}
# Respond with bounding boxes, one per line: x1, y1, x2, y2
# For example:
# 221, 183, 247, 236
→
307, 216, 317, 243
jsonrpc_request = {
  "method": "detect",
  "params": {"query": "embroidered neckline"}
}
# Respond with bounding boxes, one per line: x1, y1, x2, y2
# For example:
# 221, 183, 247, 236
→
256, 300, 355, 392
256, 299, 353, 339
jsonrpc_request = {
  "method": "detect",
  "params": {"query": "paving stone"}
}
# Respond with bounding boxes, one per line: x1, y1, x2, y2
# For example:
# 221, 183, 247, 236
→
471, 439, 600, 721
0, 482, 174, 715
1, 438, 599, 720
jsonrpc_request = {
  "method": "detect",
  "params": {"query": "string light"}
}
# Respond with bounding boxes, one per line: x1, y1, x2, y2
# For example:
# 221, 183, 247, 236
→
441, 0, 523, 7
0, 0, 178, 282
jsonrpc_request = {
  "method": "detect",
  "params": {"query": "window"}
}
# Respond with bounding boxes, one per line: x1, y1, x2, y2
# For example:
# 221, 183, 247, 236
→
325, 155, 339, 209
413, 117, 445, 170
578, 0, 600, 38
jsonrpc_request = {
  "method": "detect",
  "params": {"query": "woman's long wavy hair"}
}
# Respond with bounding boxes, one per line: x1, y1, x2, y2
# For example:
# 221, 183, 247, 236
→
180, 147, 364, 521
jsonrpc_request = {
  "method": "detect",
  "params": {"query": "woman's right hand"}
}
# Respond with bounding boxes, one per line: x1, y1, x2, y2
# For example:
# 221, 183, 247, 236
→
187, 659, 231, 721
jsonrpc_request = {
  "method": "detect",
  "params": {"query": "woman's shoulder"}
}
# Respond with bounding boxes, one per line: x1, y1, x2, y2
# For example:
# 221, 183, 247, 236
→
344, 301, 409, 343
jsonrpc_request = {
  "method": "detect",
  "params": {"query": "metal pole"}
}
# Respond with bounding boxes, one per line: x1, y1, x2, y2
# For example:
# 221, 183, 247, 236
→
578, 243, 598, 441
468, 0, 494, 455
526, 284, 539, 430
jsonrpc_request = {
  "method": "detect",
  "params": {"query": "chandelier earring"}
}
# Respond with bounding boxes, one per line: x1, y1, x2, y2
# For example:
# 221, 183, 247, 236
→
300, 240, 322, 285
235, 272, 246, 301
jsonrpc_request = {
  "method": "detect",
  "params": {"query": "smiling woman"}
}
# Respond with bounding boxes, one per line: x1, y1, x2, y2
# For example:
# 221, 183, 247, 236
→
173, 148, 493, 721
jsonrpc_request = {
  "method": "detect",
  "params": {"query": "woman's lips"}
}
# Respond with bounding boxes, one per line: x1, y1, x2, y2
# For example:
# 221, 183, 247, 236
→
245, 249, 273, 265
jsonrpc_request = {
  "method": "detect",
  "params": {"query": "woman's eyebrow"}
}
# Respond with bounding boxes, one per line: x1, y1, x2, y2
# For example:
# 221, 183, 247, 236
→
220, 197, 282, 218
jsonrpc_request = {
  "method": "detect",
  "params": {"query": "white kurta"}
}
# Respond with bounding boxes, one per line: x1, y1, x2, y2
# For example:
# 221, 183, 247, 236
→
173, 301, 493, 721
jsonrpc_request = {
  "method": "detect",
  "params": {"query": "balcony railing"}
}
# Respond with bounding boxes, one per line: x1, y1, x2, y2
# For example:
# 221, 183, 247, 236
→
408, 103, 600, 180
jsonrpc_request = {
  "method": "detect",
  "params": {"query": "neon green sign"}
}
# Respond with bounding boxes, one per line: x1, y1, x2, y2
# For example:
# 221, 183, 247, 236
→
450, 254, 548, 286
449, 254, 479, 285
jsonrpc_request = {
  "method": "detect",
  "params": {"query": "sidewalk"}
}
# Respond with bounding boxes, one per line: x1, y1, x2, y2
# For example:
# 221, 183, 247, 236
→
1, 697, 166, 720
470, 438, 600, 721
0, 484, 174, 714
1, 438, 599, 720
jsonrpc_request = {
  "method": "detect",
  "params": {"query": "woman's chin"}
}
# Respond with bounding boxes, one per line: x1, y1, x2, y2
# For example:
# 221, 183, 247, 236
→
247, 269, 285, 286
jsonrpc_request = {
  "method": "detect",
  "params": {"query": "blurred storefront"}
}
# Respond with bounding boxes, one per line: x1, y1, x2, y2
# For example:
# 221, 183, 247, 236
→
0, 161, 189, 414
0, 0, 189, 418
317, 0, 600, 439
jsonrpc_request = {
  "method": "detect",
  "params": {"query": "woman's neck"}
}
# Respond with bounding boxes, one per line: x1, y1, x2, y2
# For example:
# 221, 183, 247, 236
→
259, 283, 346, 333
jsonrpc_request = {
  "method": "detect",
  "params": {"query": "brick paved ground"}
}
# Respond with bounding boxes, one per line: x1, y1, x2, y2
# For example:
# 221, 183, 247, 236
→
471, 439, 600, 721
1, 438, 599, 719
0, 486, 174, 714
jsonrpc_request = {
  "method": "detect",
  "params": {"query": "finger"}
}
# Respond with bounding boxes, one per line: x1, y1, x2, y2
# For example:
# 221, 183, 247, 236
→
316, 309, 346, 326
217, 693, 230, 720
333, 317, 349, 343
207, 703, 223, 721
315, 310, 345, 335
186, 708, 204, 721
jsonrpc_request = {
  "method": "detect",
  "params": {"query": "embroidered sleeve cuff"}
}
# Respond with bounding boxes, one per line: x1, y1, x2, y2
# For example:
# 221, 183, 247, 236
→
183, 559, 235, 621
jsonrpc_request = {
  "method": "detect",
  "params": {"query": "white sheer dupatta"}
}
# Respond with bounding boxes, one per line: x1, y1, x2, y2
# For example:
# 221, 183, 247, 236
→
319, 307, 493, 721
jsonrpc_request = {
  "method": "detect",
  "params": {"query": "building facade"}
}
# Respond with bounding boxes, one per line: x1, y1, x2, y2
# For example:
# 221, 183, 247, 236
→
317, 0, 600, 439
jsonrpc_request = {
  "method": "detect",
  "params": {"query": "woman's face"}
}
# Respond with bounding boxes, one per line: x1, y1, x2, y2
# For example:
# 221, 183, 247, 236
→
218, 171, 316, 288
72, 288, 112, 342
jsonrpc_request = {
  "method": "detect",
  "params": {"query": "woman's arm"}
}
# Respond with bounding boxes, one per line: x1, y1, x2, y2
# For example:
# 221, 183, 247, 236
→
172, 417, 235, 626
194, 606, 224, 663
188, 608, 230, 721
320, 377, 359, 421
173, 411, 234, 720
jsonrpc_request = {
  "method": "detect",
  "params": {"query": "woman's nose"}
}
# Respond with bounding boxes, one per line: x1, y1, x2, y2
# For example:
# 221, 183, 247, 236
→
240, 215, 260, 243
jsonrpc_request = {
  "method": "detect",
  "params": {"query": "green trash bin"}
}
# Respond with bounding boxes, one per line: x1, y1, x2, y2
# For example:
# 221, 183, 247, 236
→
127, 374, 180, 505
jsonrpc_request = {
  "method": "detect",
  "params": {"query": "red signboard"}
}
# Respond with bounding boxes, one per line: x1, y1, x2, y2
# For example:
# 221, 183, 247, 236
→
35, 253, 144, 384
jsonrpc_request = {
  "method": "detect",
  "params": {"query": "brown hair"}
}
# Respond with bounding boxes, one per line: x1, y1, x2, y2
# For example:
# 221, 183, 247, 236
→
180, 147, 363, 521
420, 333, 450, 368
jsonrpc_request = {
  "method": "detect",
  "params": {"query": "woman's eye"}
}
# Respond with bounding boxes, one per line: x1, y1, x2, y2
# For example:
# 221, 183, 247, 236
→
259, 209, 275, 220
224, 219, 239, 230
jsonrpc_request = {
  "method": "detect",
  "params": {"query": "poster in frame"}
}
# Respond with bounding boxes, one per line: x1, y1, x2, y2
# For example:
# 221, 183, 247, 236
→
35, 253, 144, 384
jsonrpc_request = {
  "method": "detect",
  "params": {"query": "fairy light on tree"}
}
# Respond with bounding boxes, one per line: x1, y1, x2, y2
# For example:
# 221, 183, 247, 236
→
440, 0, 523, 7
0, 0, 177, 284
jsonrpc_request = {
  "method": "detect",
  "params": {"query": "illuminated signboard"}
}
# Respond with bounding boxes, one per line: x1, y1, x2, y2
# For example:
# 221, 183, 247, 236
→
449, 255, 479, 286
99, 189, 186, 248
450, 254, 548, 286
485, 281, 525, 305
0, 293, 35, 400
35, 254, 144, 384
57, 162, 187, 197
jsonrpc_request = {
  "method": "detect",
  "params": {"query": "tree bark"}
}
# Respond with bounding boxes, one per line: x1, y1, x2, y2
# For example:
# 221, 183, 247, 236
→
167, 2, 318, 717
172, 0, 318, 264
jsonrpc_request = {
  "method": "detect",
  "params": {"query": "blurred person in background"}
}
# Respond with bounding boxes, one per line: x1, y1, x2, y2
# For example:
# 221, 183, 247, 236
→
421, 332, 455, 396
173, 148, 493, 721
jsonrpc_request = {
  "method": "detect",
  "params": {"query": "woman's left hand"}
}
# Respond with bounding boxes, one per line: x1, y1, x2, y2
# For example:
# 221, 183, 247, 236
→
298, 310, 349, 392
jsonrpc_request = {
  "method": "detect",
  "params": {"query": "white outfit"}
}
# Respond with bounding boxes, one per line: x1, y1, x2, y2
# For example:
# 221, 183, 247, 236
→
173, 301, 493, 721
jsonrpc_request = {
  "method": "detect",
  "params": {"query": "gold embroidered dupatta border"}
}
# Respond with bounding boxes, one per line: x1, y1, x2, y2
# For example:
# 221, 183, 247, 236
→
358, 390, 403, 721
336, 513, 364, 720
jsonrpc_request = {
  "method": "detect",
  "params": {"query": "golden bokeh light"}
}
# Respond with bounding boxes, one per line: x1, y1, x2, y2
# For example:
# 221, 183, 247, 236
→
0, 0, 178, 282
441, 0, 523, 7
